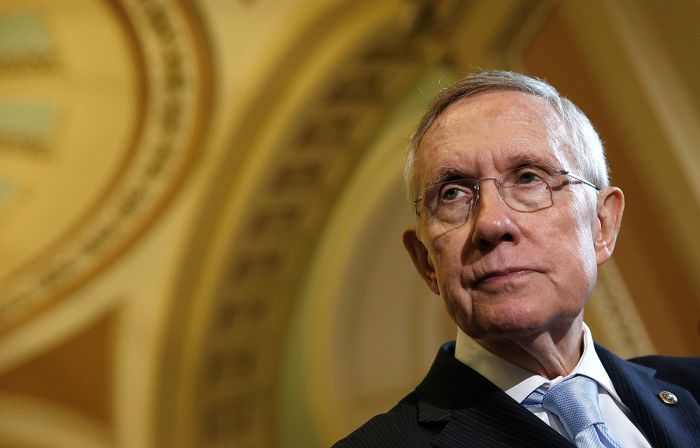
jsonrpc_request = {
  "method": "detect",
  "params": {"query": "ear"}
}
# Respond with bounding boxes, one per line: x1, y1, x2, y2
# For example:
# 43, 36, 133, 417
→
594, 187, 625, 265
403, 227, 440, 295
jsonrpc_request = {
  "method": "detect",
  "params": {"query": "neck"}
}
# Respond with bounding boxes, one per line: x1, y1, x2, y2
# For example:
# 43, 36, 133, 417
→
473, 316, 585, 380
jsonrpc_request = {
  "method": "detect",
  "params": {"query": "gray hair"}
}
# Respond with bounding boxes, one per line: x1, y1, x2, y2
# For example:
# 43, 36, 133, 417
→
404, 70, 609, 201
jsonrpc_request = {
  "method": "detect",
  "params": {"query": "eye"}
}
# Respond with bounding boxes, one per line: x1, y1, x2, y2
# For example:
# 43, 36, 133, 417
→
518, 171, 541, 184
437, 181, 474, 203
443, 187, 464, 201
512, 166, 549, 185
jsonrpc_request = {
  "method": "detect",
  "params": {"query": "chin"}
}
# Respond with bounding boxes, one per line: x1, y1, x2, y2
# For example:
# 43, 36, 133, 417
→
462, 319, 546, 341
453, 300, 580, 341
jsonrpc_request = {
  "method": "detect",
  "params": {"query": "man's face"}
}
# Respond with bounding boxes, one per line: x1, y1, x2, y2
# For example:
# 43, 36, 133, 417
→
405, 91, 604, 341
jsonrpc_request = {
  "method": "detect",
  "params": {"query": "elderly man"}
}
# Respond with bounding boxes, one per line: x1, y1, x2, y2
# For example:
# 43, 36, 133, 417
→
334, 71, 700, 448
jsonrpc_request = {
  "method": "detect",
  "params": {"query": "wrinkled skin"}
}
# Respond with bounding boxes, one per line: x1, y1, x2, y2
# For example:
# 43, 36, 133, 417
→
403, 91, 624, 378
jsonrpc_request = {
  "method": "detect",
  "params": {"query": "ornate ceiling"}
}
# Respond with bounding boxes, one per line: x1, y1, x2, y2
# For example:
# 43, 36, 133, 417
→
0, 0, 211, 332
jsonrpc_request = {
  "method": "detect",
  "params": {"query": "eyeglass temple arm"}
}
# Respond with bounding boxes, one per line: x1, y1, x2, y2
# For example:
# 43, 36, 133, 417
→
413, 197, 423, 214
556, 170, 600, 190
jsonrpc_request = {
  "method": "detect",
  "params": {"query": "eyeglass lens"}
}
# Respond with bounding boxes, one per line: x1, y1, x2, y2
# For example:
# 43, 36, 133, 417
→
421, 166, 556, 230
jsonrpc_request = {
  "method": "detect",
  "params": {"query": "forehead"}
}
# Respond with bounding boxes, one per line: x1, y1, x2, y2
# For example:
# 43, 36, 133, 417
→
417, 91, 567, 183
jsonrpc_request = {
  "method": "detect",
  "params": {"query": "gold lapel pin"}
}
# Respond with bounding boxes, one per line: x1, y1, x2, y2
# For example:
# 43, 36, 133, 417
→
658, 391, 678, 405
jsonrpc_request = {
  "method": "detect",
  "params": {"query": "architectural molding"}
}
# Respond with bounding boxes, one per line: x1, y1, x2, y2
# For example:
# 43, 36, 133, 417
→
158, 1, 469, 446
0, 0, 212, 334
0, 392, 111, 448
561, 0, 700, 298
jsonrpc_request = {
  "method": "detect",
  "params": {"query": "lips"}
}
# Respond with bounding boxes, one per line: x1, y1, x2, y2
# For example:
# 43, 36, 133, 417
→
473, 267, 535, 285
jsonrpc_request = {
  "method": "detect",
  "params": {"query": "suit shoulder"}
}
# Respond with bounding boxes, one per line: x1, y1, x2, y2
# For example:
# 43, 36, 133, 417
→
628, 353, 700, 372
332, 393, 440, 448
628, 354, 700, 398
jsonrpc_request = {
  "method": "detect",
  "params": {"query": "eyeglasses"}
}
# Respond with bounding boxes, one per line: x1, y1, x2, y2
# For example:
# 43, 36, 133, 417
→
413, 166, 599, 231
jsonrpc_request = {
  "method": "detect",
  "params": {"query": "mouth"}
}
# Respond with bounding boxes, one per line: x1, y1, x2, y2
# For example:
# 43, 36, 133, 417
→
475, 268, 535, 286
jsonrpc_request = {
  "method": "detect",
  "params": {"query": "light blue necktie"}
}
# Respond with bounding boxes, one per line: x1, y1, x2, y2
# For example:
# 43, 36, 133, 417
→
522, 375, 625, 448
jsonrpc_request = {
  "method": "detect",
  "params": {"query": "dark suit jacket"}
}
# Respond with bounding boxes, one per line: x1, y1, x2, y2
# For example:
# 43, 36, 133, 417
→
334, 342, 700, 447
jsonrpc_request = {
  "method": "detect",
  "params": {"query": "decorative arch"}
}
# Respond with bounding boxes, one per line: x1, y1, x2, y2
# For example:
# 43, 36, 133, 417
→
156, 1, 467, 446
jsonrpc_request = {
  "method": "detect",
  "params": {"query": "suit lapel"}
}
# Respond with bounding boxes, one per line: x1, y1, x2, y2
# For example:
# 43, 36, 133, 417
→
596, 344, 700, 448
416, 343, 575, 448
432, 393, 575, 448
416, 342, 700, 448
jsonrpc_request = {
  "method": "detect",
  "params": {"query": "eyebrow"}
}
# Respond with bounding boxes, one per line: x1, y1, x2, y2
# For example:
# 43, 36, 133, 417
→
505, 153, 555, 168
423, 153, 559, 189
426, 166, 468, 188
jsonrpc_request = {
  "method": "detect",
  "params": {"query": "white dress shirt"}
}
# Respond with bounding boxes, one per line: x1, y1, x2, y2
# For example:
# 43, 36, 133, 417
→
454, 323, 652, 447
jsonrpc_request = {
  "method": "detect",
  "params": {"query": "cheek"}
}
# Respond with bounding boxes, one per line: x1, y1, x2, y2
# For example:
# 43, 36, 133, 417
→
556, 208, 599, 297
426, 233, 472, 316
431, 245, 460, 295
564, 233, 597, 298
573, 200, 599, 270
426, 228, 461, 270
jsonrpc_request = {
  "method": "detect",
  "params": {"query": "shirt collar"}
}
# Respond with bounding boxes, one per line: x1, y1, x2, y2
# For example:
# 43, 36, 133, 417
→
454, 322, 622, 404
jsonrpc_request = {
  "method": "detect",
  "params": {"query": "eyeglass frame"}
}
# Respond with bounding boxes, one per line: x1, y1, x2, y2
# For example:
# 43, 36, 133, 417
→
412, 167, 600, 221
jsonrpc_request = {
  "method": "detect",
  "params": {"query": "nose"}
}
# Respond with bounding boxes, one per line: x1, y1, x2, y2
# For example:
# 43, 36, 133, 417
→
471, 179, 521, 248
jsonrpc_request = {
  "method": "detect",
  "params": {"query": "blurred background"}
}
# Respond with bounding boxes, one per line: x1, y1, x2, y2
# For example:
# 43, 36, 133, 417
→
0, 0, 699, 447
